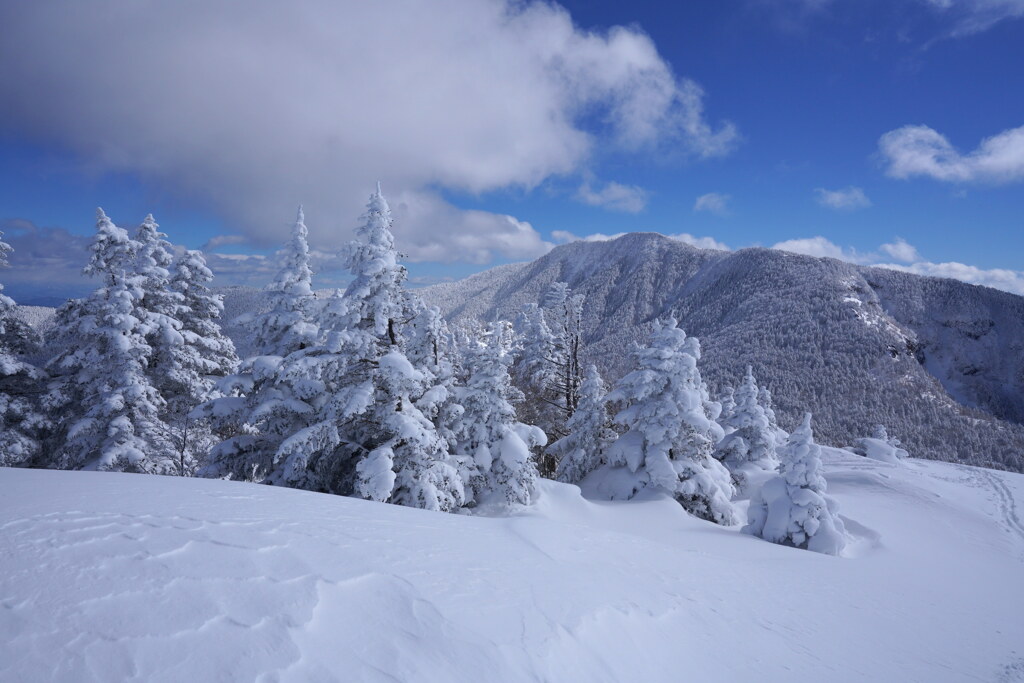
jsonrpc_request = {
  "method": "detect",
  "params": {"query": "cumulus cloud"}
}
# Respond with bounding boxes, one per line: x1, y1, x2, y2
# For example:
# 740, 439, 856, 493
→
693, 193, 731, 215
772, 234, 1024, 296
815, 186, 872, 210
670, 233, 731, 251
575, 181, 649, 213
0, 0, 737, 263
879, 124, 1024, 184
876, 261, 1024, 295
879, 237, 921, 263
552, 230, 729, 250
772, 236, 873, 262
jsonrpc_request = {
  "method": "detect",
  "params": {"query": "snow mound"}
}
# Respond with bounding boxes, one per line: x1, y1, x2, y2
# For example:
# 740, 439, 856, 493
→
2, 453, 1023, 681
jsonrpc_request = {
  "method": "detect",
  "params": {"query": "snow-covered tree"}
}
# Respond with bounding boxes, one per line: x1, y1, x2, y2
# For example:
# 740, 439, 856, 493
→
852, 424, 909, 464
44, 272, 177, 473
201, 187, 466, 513
744, 413, 847, 555
603, 318, 736, 524
198, 208, 320, 481
456, 321, 544, 506
715, 366, 778, 476
544, 281, 585, 416
170, 249, 239, 378
549, 364, 615, 484
405, 302, 465, 452
0, 230, 47, 466
249, 206, 318, 356
718, 385, 736, 426
83, 208, 136, 285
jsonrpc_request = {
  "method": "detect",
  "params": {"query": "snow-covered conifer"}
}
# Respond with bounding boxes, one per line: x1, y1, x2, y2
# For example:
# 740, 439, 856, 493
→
718, 385, 736, 426
852, 424, 909, 463
83, 208, 136, 285
45, 272, 176, 473
744, 413, 847, 555
457, 321, 544, 506
543, 282, 585, 419
170, 249, 239, 378
549, 364, 615, 484
250, 207, 318, 356
715, 366, 778, 476
604, 318, 736, 524
512, 302, 561, 446
0, 230, 47, 466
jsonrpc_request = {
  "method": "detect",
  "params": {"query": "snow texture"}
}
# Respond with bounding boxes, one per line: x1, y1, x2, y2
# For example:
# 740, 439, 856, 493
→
2, 452, 1023, 681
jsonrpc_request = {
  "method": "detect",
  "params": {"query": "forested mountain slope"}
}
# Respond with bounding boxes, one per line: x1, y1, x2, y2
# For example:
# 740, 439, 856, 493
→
421, 233, 1024, 471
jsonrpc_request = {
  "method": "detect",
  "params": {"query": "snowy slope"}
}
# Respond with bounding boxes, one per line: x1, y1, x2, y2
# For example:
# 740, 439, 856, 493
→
419, 233, 1024, 472
2, 454, 1023, 682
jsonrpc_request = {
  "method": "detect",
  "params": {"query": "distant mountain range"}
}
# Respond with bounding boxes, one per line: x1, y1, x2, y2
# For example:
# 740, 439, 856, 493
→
420, 233, 1024, 472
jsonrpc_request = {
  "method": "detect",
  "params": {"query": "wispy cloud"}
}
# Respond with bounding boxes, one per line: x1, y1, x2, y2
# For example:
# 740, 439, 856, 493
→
815, 186, 872, 210
879, 124, 1024, 184
693, 192, 731, 216
575, 181, 649, 213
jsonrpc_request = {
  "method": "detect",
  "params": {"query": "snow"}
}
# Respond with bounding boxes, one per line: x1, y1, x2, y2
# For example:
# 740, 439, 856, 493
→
2, 450, 1023, 681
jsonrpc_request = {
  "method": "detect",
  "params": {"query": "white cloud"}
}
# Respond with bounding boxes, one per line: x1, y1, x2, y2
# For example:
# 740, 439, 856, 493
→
879, 124, 1024, 184
669, 233, 731, 251
551, 231, 625, 243
876, 261, 1024, 295
575, 181, 649, 213
879, 237, 921, 263
552, 230, 729, 251
0, 0, 738, 263
772, 235, 1024, 296
693, 193, 731, 215
815, 186, 872, 210
771, 236, 873, 263
919, 0, 1024, 36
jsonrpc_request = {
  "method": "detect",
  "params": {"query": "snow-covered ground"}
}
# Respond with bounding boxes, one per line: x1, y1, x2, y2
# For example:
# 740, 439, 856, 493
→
2, 449, 1023, 682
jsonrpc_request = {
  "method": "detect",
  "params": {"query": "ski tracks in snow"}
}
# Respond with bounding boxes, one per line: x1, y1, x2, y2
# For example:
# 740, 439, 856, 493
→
954, 464, 1024, 555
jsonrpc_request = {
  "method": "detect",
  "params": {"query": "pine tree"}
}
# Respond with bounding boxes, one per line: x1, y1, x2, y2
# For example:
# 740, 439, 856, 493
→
45, 271, 176, 473
456, 321, 544, 506
744, 413, 847, 555
83, 208, 136, 285
604, 318, 736, 524
170, 249, 239, 378
0, 230, 47, 466
250, 206, 318, 356
164, 249, 240, 473
550, 364, 615, 484
715, 366, 778, 476
198, 208, 320, 481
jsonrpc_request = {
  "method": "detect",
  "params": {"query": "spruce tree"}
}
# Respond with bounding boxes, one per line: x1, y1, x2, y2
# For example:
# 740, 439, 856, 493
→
550, 364, 615, 484
45, 271, 176, 473
456, 321, 544, 506
715, 366, 778, 476
250, 206, 318, 356
744, 413, 847, 555
605, 318, 736, 524
0, 230, 47, 466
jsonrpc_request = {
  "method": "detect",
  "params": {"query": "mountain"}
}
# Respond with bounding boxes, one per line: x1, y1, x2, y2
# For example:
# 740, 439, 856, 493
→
421, 233, 1024, 472
3, 455, 1022, 680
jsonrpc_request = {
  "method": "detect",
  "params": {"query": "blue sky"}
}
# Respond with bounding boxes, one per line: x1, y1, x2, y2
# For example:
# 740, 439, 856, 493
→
1, 0, 1022, 303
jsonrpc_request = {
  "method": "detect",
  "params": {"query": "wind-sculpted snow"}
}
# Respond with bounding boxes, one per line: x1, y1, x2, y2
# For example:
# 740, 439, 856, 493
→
420, 233, 1024, 472
2, 460, 1023, 681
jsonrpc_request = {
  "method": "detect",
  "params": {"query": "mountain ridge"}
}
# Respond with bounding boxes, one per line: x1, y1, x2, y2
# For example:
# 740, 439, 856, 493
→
420, 232, 1024, 471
